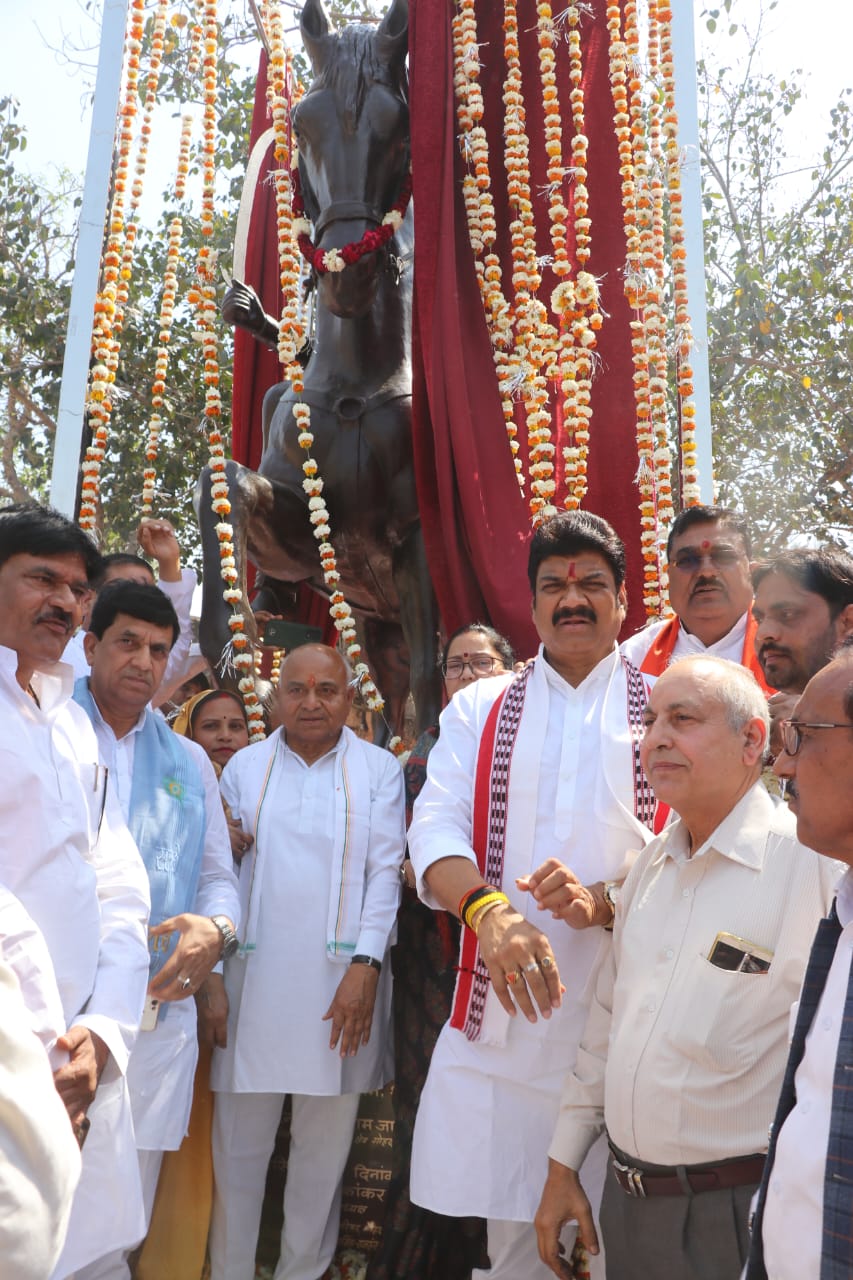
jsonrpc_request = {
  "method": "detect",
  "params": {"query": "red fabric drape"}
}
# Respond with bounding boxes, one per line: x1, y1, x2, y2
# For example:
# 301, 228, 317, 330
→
409, 0, 647, 653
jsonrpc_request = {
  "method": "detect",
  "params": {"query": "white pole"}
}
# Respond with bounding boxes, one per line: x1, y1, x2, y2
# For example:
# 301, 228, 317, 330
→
671, 0, 714, 503
50, 0, 129, 518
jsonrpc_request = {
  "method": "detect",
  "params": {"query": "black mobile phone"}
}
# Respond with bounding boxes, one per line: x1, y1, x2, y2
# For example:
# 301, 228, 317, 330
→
708, 931, 772, 974
262, 619, 324, 650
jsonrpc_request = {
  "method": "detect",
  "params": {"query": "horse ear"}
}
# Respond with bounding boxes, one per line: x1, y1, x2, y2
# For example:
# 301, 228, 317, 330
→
376, 0, 408, 71
300, 0, 336, 74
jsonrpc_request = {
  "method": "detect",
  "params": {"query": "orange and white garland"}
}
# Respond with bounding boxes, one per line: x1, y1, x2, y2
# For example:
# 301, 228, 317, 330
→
142, 215, 183, 513
193, 0, 264, 741
264, 1, 388, 718
80, 0, 146, 532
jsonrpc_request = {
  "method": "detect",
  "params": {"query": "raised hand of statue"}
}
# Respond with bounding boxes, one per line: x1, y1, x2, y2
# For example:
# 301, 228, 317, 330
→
221, 279, 280, 350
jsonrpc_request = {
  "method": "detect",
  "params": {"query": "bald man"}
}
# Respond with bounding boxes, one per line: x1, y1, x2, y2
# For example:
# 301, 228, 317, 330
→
208, 646, 405, 1280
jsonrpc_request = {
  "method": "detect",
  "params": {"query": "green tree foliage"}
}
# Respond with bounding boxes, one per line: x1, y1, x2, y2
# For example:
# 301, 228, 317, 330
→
699, 2, 853, 551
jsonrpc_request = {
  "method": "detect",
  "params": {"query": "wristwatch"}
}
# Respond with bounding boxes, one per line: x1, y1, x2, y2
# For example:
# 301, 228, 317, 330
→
350, 954, 382, 973
602, 881, 621, 931
210, 916, 239, 959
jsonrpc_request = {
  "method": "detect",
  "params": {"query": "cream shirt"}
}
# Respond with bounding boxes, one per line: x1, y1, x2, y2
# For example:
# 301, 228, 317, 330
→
549, 783, 841, 1171
761, 868, 853, 1279
620, 609, 749, 669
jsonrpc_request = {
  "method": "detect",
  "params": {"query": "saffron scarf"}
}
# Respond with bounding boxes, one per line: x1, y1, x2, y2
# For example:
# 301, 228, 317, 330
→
639, 614, 774, 694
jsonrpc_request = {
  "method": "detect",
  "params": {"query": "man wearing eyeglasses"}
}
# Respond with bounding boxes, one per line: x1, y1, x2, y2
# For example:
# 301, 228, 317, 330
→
621, 505, 772, 691
746, 644, 853, 1279
534, 656, 839, 1280
207, 644, 405, 1280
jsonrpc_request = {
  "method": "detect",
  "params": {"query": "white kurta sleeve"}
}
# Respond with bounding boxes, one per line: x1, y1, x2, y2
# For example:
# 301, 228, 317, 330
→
0, 958, 82, 1280
183, 741, 241, 929
158, 568, 197, 689
407, 691, 483, 908
354, 752, 405, 961
72, 784, 151, 1079
548, 933, 615, 1171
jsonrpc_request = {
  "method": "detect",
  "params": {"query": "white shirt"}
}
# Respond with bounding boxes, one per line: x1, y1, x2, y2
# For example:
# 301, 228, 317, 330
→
84, 696, 240, 1149
212, 729, 404, 1096
549, 784, 841, 1171
620, 609, 750, 669
762, 867, 853, 1279
0, 953, 81, 1280
0, 646, 151, 1276
63, 567, 197, 694
408, 647, 653, 1223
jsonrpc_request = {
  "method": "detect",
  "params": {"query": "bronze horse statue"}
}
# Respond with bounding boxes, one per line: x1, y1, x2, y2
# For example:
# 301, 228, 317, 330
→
196, 0, 442, 736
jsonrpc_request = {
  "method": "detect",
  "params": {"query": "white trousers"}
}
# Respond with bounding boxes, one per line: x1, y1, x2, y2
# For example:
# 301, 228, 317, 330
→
472, 1217, 606, 1280
210, 1090, 361, 1280
72, 1149, 163, 1280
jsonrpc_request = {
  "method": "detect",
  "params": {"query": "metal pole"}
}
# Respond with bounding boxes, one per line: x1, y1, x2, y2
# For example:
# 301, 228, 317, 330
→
49, 0, 129, 517
671, 0, 714, 503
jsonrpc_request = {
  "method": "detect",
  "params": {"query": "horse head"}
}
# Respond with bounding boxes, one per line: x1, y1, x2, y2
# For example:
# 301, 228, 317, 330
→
296, 0, 409, 320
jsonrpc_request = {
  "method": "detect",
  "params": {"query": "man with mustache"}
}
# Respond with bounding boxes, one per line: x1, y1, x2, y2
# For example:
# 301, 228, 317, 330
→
752, 548, 853, 756
535, 657, 838, 1280
745, 645, 853, 1279
621, 504, 771, 690
72, 579, 240, 1280
408, 511, 665, 1280
0, 503, 151, 1278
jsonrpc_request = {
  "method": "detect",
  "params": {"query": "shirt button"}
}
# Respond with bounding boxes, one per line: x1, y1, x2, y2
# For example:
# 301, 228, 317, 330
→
801, 1100, 811, 1115
681, 889, 690, 898
664, 948, 674, 960
823, 1016, 833, 1031
647, 1000, 656, 1013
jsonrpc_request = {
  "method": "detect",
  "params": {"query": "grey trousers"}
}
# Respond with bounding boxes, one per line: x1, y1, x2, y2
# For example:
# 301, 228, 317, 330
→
599, 1156, 756, 1280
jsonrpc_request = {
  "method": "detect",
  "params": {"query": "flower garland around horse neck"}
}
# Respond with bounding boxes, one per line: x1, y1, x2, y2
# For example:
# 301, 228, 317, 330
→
290, 167, 412, 275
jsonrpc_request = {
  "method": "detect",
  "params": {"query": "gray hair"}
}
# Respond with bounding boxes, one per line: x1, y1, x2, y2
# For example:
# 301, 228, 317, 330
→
668, 655, 770, 738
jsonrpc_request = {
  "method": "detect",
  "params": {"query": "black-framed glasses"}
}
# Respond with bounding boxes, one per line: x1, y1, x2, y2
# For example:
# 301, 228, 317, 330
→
441, 654, 500, 678
670, 547, 744, 573
780, 720, 853, 756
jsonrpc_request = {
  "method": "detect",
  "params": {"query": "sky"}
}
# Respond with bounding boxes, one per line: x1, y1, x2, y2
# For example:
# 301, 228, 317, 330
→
3, 0, 851, 215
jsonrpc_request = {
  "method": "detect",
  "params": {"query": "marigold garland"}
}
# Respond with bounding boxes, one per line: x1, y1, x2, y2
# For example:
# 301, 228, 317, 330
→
141, 215, 183, 514
263, 0, 389, 719
80, 0, 145, 532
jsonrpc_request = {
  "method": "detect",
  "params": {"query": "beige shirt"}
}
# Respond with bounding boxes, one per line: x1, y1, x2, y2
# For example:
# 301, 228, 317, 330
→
549, 783, 841, 1170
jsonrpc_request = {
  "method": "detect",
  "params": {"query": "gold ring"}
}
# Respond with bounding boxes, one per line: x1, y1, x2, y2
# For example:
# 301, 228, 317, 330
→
506, 970, 519, 986
540, 956, 554, 969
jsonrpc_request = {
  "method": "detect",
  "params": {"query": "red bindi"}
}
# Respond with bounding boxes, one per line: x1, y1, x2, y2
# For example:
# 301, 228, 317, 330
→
701, 540, 711, 550
567, 562, 577, 579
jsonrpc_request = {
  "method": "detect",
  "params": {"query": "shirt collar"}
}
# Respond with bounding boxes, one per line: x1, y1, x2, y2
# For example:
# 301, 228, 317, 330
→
653, 781, 777, 870
836, 867, 853, 929
678, 610, 749, 655
281, 725, 347, 768
539, 642, 620, 695
0, 644, 75, 716
86, 682, 148, 742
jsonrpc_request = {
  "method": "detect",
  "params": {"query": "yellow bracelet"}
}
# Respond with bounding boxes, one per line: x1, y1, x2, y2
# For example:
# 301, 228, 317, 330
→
463, 889, 508, 930
468, 892, 510, 934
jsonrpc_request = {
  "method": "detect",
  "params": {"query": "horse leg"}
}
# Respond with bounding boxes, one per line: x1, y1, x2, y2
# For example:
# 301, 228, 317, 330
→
392, 523, 443, 736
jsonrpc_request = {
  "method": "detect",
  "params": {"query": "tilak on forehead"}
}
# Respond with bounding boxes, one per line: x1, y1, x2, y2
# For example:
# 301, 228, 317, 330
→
701, 539, 711, 550
567, 561, 578, 579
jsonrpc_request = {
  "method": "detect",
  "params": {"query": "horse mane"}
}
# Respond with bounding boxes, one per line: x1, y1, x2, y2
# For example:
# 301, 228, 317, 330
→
308, 24, 408, 127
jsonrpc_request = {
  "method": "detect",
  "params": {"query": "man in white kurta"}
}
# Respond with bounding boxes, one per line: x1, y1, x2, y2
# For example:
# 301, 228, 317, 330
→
534, 657, 840, 1279
620, 505, 769, 691
408, 511, 658, 1280
0, 503, 151, 1279
210, 645, 404, 1280
72, 579, 240, 1278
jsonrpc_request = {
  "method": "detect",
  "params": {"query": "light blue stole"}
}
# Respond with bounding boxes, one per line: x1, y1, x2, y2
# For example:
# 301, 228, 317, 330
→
73, 679, 207, 994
